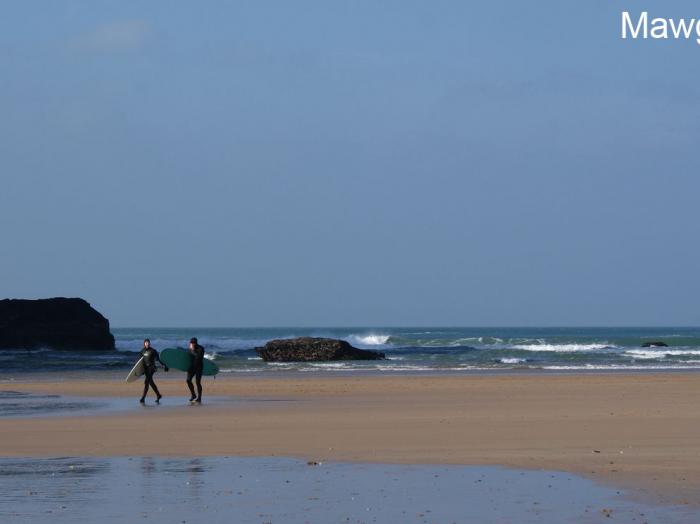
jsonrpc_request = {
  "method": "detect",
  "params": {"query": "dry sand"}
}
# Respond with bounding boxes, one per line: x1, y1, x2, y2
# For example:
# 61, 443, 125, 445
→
1, 373, 699, 506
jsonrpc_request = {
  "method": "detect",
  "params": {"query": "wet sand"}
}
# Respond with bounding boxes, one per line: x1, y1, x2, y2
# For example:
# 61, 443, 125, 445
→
1, 456, 695, 523
1, 373, 699, 506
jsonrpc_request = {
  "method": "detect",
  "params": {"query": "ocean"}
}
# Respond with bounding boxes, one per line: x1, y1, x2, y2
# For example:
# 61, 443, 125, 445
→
3, 327, 700, 375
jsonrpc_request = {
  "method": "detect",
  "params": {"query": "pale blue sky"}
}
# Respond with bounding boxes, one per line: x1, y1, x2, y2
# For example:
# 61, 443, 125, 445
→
1, 1, 698, 326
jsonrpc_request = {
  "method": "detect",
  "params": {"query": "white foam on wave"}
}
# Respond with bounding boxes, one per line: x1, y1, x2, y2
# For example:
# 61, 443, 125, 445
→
218, 368, 270, 373
220, 362, 700, 373
625, 349, 700, 360
348, 334, 391, 346
458, 337, 504, 345
542, 364, 700, 370
500, 358, 527, 364
510, 343, 611, 352
448, 337, 482, 346
298, 364, 479, 372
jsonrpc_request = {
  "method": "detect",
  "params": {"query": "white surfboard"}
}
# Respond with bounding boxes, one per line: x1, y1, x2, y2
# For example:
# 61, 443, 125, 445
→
126, 357, 146, 383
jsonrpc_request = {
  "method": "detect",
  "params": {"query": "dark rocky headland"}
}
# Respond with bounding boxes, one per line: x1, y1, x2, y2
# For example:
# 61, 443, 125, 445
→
0, 297, 115, 350
256, 337, 385, 362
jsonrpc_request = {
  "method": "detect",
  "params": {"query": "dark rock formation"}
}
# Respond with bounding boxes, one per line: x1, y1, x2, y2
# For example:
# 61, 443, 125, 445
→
256, 337, 385, 362
641, 341, 669, 348
0, 298, 115, 350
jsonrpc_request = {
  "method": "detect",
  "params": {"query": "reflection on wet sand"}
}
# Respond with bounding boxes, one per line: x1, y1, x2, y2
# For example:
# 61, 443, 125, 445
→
0, 390, 240, 419
0, 391, 105, 419
0, 457, 695, 523
0, 458, 112, 520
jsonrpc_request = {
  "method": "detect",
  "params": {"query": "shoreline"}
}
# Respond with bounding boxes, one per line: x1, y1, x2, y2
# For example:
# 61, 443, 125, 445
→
5, 366, 700, 384
1, 373, 699, 507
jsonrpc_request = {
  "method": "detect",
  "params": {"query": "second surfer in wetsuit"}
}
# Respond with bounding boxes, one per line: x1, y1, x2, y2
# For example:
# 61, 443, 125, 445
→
140, 338, 168, 404
186, 337, 205, 404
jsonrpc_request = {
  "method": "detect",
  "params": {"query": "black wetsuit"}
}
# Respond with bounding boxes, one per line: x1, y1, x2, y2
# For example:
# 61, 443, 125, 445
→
186, 344, 205, 402
140, 347, 165, 401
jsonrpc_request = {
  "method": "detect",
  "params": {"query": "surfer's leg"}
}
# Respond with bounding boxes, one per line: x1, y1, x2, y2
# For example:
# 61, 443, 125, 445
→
195, 369, 203, 402
141, 372, 151, 403
186, 369, 196, 401
150, 376, 162, 401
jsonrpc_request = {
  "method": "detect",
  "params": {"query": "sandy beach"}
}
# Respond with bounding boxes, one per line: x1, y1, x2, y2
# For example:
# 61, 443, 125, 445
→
1, 372, 699, 507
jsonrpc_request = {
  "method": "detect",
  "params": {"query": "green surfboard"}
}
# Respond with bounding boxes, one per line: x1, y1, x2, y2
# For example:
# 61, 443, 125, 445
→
160, 348, 219, 376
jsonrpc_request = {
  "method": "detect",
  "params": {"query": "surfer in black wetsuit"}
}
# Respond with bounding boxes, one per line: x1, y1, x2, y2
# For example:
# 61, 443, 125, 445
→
186, 337, 205, 404
140, 339, 168, 404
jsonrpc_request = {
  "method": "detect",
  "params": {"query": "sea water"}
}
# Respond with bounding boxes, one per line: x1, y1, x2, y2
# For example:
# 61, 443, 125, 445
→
3, 327, 700, 375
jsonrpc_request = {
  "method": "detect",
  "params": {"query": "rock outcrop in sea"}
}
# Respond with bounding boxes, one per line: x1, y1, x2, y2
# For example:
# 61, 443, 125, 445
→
0, 297, 115, 350
641, 341, 669, 348
256, 337, 385, 362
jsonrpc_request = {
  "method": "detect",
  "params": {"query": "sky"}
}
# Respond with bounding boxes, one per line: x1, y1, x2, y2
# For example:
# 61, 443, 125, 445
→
1, 1, 699, 327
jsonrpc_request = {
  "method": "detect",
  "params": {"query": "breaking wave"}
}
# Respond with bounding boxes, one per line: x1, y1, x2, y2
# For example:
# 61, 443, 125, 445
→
348, 334, 391, 346
508, 343, 613, 353
625, 349, 700, 360
499, 358, 527, 364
